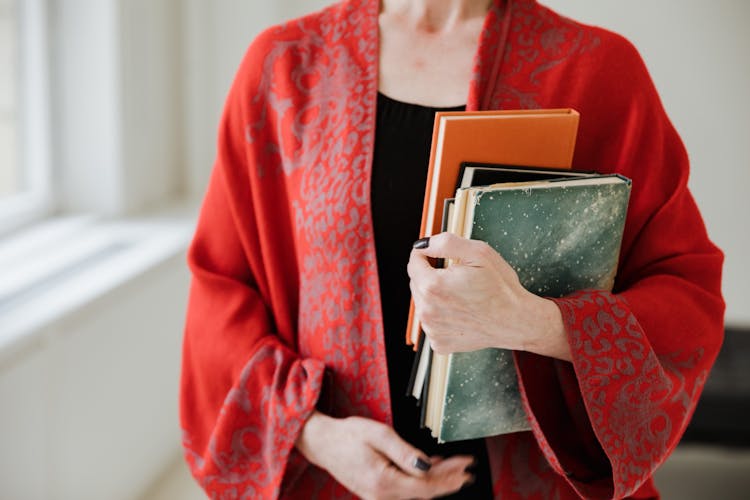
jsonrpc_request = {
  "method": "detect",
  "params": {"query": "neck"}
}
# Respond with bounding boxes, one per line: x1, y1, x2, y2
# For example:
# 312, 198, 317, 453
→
381, 0, 493, 32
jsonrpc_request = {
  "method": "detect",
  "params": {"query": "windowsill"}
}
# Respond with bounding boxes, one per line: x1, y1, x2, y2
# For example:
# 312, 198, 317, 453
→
0, 198, 199, 369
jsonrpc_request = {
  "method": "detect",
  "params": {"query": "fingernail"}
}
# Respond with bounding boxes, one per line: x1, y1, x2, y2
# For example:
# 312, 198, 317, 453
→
413, 237, 430, 249
413, 457, 432, 471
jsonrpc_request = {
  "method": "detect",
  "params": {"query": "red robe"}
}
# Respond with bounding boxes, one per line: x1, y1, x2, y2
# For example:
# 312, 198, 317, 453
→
180, 0, 725, 498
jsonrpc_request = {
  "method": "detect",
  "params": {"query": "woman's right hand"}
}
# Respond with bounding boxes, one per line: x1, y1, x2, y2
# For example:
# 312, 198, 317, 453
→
295, 411, 474, 499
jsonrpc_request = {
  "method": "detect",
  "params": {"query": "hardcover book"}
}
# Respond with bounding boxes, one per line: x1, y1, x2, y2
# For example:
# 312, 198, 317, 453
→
406, 162, 596, 401
421, 174, 632, 443
408, 165, 596, 402
457, 162, 596, 190
407, 109, 580, 345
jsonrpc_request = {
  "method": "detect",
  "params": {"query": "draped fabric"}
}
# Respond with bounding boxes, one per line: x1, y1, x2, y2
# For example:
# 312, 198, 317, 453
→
180, 0, 724, 498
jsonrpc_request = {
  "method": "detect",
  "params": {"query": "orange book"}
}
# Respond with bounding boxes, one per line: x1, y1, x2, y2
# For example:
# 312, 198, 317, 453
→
407, 108, 580, 345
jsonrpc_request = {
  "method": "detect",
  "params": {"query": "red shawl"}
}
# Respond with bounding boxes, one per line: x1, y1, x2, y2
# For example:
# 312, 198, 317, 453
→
180, 0, 724, 498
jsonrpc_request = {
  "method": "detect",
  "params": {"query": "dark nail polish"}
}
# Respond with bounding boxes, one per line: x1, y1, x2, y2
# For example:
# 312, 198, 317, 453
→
413, 237, 430, 249
413, 457, 432, 471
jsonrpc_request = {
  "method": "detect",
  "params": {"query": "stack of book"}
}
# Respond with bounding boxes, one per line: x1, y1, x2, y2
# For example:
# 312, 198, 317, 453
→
407, 109, 631, 443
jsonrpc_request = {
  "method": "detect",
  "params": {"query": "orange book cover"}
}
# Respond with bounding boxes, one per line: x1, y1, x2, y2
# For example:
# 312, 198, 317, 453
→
407, 108, 580, 345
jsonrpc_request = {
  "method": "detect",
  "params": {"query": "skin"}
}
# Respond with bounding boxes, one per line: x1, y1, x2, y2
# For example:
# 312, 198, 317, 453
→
296, 1, 570, 498
378, 0, 490, 107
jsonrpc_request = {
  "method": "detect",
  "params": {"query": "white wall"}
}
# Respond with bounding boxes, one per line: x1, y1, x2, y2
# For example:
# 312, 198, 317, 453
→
182, 0, 329, 196
53, 0, 122, 213
53, 0, 183, 215
0, 251, 190, 500
182, 0, 276, 197
119, 0, 184, 211
539, 0, 750, 325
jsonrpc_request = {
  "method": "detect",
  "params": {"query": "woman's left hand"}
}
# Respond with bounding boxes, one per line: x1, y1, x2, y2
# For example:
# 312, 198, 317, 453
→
407, 232, 571, 361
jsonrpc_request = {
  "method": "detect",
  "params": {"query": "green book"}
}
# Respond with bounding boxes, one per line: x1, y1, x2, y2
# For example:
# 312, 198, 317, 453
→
428, 174, 632, 443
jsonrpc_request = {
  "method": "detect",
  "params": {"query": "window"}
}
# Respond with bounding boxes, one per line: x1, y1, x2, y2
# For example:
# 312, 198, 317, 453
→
0, 0, 20, 199
0, 0, 51, 235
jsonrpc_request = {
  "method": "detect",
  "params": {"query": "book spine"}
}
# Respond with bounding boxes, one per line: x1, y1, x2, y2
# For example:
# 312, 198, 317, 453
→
406, 332, 426, 398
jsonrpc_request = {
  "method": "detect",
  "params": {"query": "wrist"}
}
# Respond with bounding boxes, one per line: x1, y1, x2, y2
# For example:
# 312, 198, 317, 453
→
295, 410, 334, 467
520, 294, 571, 362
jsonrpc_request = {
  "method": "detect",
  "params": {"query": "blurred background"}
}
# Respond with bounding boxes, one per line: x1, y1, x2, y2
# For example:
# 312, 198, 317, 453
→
0, 0, 747, 498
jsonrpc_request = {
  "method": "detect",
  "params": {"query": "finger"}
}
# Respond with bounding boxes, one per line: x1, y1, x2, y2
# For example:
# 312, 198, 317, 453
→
412, 232, 485, 264
407, 245, 436, 281
412, 456, 475, 498
378, 459, 473, 500
424, 455, 476, 495
429, 454, 475, 473
365, 425, 433, 477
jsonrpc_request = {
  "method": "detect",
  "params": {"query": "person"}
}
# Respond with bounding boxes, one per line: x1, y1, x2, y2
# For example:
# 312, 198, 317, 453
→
179, 0, 725, 498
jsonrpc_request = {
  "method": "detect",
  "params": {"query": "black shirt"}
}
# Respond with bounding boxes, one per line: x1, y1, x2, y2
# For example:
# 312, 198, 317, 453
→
371, 92, 494, 499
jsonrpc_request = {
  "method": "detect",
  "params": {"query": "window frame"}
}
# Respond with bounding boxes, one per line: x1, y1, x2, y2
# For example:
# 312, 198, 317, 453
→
0, 0, 53, 236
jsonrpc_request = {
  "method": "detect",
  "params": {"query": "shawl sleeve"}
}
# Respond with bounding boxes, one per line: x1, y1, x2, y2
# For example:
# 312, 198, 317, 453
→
514, 31, 725, 499
179, 30, 325, 498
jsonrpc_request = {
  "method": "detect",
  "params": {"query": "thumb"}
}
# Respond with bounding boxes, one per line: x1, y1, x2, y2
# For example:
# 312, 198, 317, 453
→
414, 232, 484, 264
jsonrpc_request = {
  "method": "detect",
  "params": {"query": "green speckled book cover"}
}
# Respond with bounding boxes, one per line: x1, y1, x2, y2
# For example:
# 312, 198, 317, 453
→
439, 175, 631, 443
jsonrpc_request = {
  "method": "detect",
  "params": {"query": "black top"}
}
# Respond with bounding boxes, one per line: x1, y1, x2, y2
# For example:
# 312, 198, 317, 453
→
371, 92, 494, 498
